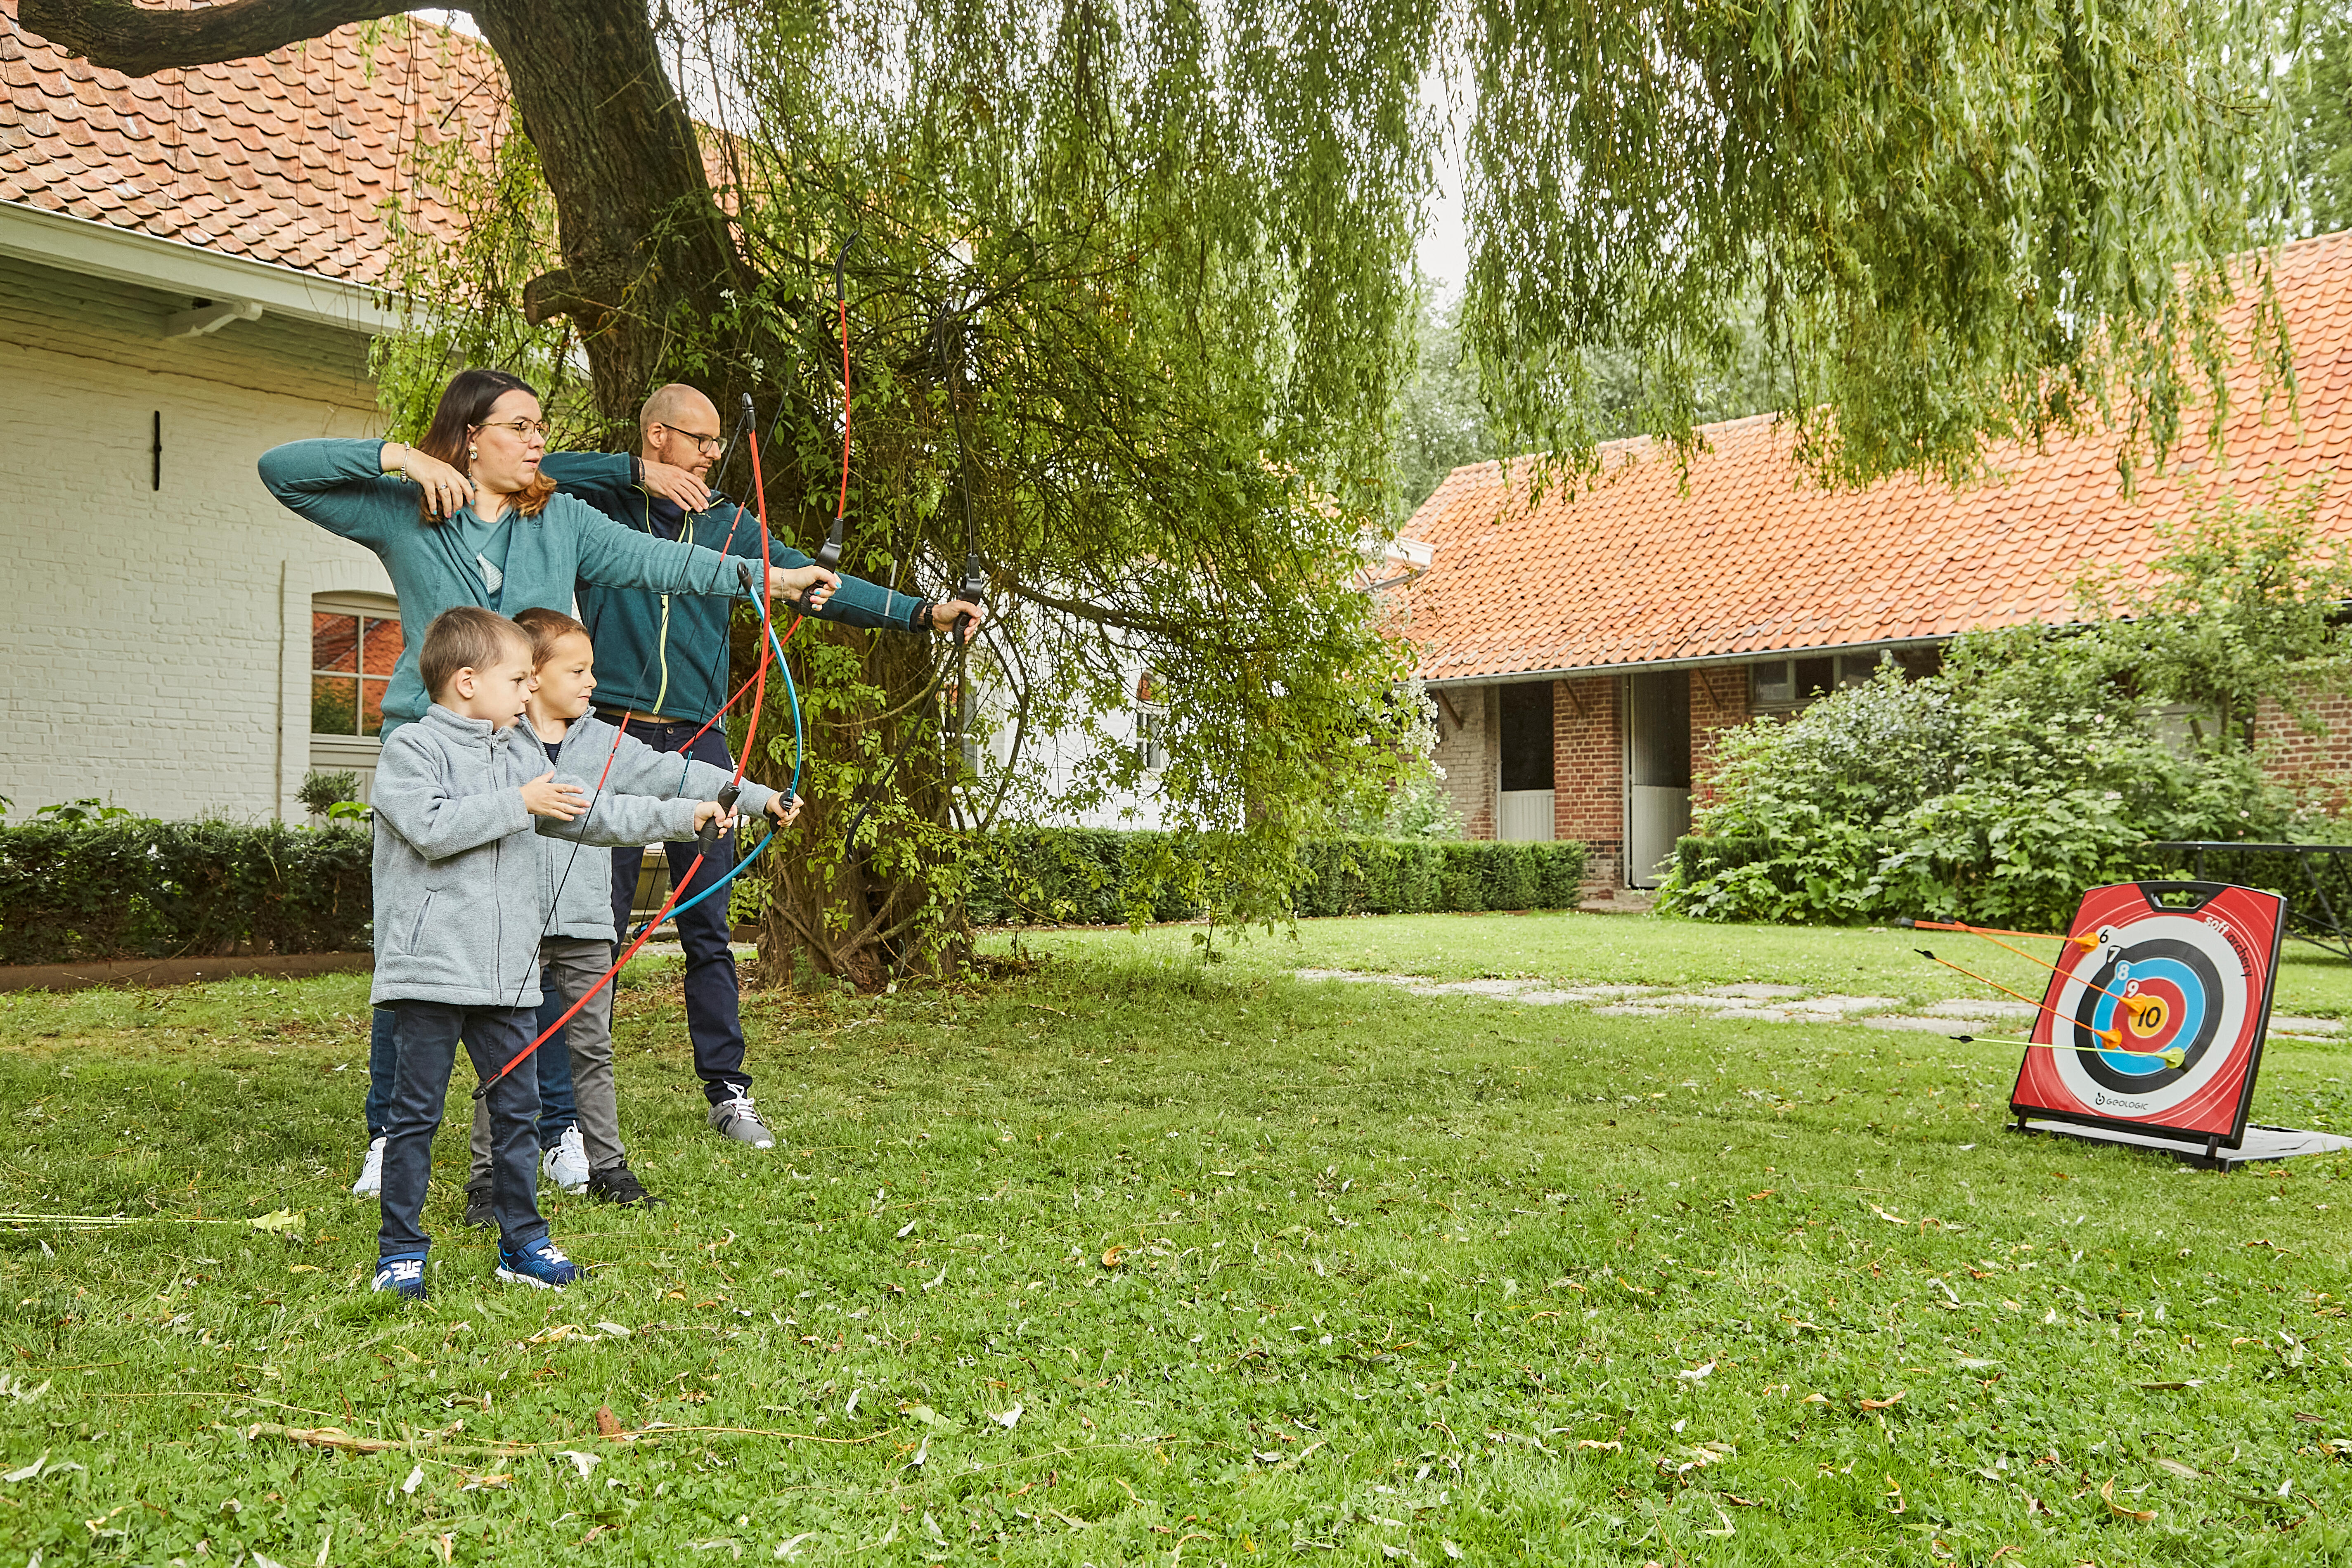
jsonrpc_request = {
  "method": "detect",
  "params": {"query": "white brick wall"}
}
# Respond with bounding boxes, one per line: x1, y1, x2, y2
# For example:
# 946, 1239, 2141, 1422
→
0, 251, 390, 823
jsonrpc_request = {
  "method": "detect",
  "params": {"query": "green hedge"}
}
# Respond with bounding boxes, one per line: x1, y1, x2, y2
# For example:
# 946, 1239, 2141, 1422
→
969, 829, 1588, 926
1672, 835, 1796, 896
0, 821, 372, 965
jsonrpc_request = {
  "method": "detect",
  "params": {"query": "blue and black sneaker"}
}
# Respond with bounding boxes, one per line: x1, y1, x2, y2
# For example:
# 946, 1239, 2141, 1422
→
495, 1237, 582, 1291
371, 1252, 427, 1301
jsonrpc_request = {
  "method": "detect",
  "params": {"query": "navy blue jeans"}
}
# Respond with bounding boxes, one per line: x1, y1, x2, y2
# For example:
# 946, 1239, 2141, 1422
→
604, 712, 750, 1107
367, 991, 575, 1140
377, 1001, 547, 1257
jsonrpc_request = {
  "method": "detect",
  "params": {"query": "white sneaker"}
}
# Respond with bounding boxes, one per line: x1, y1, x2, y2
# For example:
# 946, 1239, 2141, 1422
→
351, 1135, 387, 1198
542, 1125, 589, 1194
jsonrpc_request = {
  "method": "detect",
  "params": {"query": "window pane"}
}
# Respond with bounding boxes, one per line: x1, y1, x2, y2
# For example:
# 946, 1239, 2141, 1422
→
312, 612, 359, 675
359, 677, 390, 737
360, 616, 403, 679
312, 674, 359, 736
1751, 660, 1793, 705
1794, 657, 1835, 698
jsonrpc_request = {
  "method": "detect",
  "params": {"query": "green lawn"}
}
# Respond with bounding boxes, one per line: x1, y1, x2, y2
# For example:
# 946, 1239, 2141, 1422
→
1, 913, 2348, 1565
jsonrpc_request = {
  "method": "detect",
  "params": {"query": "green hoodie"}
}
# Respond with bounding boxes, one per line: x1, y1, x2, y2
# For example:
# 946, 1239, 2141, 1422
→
260, 439, 765, 736
539, 451, 930, 725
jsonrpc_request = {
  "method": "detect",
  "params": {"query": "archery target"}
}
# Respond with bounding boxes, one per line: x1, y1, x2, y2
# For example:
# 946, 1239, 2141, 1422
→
2010, 881, 2285, 1146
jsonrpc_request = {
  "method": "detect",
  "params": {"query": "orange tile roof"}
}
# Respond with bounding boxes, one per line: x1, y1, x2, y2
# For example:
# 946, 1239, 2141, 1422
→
0, 2, 505, 286
1406, 229, 2352, 683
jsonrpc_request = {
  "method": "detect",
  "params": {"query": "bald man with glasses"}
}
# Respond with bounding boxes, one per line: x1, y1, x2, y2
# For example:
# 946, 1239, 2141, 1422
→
538, 385, 983, 1155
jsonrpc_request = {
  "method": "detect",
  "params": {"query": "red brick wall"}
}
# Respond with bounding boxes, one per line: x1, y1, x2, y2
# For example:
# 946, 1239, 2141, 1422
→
1688, 664, 1750, 810
2255, 690, 2352, 810
1430, 684, 1494, 839
1554, 676, 1622, 885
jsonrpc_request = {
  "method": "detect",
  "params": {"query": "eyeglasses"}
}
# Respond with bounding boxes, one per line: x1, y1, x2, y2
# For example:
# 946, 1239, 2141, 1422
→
657, 423, 728, 456
473, 418, 551, 442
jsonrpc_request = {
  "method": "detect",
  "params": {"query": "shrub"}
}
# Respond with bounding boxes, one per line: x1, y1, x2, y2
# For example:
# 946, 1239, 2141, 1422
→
1663, 648, 2297, 930
0, 818, 372, 965
297, 770, 362, 817
968, 829, 1585, 925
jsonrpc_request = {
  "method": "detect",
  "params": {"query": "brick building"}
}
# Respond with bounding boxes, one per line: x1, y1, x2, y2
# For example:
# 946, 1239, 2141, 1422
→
1404, 230, 2352, 889
0, 8, 502, 818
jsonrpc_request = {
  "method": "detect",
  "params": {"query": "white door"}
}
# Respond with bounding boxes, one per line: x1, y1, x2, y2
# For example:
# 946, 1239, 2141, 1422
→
1498, 790, 1555, 841
1623, 671, 1692, 887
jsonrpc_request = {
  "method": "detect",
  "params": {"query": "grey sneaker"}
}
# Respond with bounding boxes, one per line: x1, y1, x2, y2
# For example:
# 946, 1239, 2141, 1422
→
707, 1093, 775, 1149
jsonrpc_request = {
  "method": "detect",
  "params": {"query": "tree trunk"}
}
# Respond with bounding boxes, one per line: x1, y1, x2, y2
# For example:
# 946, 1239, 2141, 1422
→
470, 0, 747, 424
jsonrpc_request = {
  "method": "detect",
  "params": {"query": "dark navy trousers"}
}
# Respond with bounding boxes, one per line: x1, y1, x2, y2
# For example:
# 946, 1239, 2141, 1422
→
376, 1001, 547, 1258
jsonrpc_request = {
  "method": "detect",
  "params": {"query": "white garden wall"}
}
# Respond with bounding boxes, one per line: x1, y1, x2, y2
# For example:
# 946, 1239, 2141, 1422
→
0, 249, 389, 823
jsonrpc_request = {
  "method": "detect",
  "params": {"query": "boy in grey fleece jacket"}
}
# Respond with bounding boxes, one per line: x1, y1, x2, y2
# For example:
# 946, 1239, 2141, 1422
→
369, 608, 736, 1301
464, 607, 797, 1216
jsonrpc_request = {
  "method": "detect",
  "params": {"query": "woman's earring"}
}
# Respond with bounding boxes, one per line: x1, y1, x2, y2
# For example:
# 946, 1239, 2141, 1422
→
467, 446, 478, 461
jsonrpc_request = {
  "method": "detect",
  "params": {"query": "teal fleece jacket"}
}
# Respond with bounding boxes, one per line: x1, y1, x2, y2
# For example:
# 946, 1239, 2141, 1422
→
524, 712, 781, 941
368, 706, 706, 1008
539, 451, 930, 725
259, 439, 768, 736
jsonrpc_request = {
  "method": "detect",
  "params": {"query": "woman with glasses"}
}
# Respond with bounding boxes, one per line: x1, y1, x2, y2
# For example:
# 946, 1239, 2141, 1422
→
259, 366, 840, 1202
260, 367, 840, 738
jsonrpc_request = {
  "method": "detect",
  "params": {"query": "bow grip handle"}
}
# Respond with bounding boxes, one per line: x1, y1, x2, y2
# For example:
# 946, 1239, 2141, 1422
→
695, 784, 744, 859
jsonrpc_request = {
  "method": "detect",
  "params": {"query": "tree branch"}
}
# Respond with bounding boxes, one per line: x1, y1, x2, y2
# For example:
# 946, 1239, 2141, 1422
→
20, 0, 416, 77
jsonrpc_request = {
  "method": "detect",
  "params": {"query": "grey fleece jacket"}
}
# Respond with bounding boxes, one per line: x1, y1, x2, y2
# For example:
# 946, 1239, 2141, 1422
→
523, 712, 780, 941
369, 705, 705, 1008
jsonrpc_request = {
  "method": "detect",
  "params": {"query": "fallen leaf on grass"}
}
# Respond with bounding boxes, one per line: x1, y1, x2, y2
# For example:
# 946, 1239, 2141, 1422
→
2, 1453, 48, 1483
1859, 1391, 1906, 1411
1676, 1361, 1715, 1382
773, 1532, 817, 1559
402, 1465, 424, 1496
1101, 1246, 1126, 1269
1868, 1204, 1912, 1226
1800, 1393, 1830, 1405
288, 1265, 320, 1274
2153, 1458, 2201, 1480
557, 1450, 601, 1479
2138, 1380, 2203, 1391
457, 1471, 511, 1491
596, 1407, 625, 1438
1441, 1543, 1464, 1561
1575, 1440, 1622, 1452
1699, 1504, 1737, 1538
991, 1402, 1024, 1429
2101, 1479, 2155, 1523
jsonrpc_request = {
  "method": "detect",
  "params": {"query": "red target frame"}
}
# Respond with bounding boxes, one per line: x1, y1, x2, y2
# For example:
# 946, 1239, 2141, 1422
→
2009, 881, 2285, 1149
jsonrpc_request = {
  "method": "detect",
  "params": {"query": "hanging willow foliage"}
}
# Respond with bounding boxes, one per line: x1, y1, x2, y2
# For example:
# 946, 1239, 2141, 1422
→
27, 0, 2290, 977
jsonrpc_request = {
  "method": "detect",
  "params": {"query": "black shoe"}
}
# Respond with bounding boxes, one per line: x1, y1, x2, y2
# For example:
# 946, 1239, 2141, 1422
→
587, 1163, 663, 1210
463, 1183, 495, 1230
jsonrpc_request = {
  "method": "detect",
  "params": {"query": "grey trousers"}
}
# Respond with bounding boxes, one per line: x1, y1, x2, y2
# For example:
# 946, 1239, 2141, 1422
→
470, 937, 625, 1185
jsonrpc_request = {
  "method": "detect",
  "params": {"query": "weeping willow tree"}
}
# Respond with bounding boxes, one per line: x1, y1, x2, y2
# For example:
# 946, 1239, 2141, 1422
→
24, 0, 2298, 982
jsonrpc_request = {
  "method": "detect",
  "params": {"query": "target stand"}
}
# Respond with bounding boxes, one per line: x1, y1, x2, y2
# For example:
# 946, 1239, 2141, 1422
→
2005, 880, 2352, 1170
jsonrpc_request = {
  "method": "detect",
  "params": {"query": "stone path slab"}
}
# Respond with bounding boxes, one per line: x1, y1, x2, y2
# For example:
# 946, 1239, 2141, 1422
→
1295, 968, 2344, 1045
